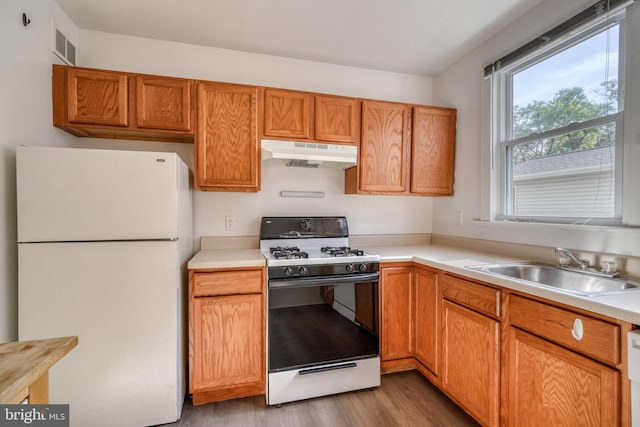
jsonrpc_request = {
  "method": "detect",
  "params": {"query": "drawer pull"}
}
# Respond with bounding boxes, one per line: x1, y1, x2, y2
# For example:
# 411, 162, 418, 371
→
572, 318, 584, 341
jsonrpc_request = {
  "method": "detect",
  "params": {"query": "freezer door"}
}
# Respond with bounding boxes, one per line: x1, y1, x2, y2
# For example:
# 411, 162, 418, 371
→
16, 146, 183, 242
18, 241, 184, 427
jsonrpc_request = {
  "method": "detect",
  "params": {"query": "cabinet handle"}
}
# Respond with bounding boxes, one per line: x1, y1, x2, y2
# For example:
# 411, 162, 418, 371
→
572, 318, 584, 341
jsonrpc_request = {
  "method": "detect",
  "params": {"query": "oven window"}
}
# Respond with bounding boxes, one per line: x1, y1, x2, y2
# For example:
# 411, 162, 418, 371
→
268, 281, 379, 372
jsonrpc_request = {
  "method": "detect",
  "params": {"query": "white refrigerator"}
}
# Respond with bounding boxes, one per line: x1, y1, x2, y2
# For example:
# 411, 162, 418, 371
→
16, 146, 193, 427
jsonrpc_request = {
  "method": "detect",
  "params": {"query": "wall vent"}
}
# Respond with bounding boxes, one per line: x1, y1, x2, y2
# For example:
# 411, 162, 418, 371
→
52, 26, 76, 65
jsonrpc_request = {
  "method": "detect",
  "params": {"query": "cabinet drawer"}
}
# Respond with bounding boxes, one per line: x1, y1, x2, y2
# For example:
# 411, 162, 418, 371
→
192, 270, 264, 296
443, 275, 500, 318
510, 295, 620, 366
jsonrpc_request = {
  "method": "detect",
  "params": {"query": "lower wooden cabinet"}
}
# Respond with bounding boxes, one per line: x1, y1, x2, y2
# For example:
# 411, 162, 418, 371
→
186, 260, 629, 423
442, 300, 500, 427
414, 265, 439, 378
377, 263, 630, 426
507, 294, 624, 426
380, 265, 414, 364
189, 268, 265, 405
507, 327, 619, 427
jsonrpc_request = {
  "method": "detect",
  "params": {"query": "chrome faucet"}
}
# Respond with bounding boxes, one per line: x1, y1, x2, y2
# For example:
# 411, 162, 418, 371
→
554, 248, 590, 270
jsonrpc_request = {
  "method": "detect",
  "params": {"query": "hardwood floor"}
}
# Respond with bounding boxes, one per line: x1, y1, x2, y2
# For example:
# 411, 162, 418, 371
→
162, 371, 479, 427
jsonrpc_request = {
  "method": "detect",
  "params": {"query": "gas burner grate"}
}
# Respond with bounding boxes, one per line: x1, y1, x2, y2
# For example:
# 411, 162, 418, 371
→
270, 246, 309, 259
321, 246, 365, 257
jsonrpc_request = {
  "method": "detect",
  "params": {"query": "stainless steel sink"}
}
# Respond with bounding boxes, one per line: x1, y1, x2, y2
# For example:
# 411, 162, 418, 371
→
465, 263, 640, 296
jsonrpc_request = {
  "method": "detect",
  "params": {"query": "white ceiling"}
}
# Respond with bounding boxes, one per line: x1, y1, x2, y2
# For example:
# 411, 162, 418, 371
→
54, 0, 544, 76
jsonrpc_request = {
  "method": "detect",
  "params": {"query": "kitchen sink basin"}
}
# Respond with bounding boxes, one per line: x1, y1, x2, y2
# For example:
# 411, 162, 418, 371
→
465, 263, 640, 297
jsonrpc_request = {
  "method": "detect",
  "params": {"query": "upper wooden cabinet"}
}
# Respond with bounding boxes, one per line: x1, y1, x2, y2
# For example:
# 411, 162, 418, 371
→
345, 102, 456, 196
263, 89, 313, 139
346, 100, 411, 194
262, 88, 359, 144
411, 106, 456, 195
53, 65, 194, 142
136, 76, 192, 131
65, 67, 128, 126
195, 82, 260, 192
52, 65, 457, 195
315, 95, 359, 144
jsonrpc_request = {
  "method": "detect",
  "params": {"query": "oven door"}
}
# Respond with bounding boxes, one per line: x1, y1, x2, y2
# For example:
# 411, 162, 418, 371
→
267, 273, 380, 405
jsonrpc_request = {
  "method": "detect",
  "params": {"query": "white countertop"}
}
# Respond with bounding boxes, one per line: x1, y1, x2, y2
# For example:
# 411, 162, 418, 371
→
187, 249, 266, 270
364, 244, 640, 325
187, 244, 640, 325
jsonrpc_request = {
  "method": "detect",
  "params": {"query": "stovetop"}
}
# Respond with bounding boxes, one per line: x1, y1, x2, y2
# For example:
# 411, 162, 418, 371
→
261, 243, 380, 267
259, 217, 380, 268
268, 245, 368, 260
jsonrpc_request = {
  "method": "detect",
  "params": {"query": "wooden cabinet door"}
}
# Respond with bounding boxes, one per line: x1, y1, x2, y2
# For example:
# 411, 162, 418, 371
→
136, 76, 192, 131
196, 82, 260, 191
359, 100, 411, 193
263, 89, 312, 139
442, 300, 500, 427
315, 95, 359, 144
192, 294, 264, 392
380, 266, 413, 361
414, 266, 439, 376
411, 106, 456, 195
507, 327, 619, 427
66, 68, 128, 126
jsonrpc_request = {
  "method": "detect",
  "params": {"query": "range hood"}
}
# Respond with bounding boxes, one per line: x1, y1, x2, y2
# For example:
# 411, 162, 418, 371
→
261, 139, 357, 168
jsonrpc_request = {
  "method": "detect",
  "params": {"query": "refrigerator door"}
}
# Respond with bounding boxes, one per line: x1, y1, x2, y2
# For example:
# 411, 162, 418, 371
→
16, 146, 181, 242
18, 241, 184, 427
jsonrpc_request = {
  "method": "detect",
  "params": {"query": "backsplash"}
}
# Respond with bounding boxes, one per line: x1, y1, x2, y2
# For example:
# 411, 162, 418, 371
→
194, 161, 434, 238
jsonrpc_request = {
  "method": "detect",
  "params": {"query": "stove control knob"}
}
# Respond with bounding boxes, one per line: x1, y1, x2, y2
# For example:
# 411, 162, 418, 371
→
283, 267, 293, 277
298, 266, 309, 276
358, 263, 368, 272
345, 263, 355, 273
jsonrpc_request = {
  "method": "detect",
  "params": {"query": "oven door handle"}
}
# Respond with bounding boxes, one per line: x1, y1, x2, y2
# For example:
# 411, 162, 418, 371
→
268, 272, 379, 289
298, 362, 358, 376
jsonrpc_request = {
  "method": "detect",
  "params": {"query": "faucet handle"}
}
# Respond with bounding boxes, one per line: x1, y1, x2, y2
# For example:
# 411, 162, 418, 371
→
557, 254, 571, 267
601, 260, 617, 274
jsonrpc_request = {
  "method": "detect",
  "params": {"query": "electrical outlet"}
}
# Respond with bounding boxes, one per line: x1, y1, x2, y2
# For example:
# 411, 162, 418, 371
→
455, 211, 463, 225
225, 216, 236, 231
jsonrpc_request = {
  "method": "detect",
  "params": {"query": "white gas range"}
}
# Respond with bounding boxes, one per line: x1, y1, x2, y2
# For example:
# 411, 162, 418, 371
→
260, 216, 381, 405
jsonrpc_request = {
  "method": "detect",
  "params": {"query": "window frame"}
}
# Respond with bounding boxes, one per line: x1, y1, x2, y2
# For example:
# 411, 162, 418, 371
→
491, 12, 627, 225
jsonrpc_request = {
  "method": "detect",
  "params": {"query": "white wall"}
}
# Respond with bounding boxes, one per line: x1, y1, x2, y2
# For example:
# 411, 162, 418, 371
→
432, 0, 640, 257
0, 0, 80, 342
197, 161, 433, 237
76, 30, 435, 241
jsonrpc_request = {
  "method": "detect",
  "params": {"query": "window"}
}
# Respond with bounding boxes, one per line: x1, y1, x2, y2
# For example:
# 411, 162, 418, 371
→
490, 6, 626, 224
